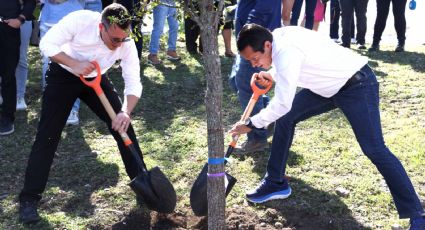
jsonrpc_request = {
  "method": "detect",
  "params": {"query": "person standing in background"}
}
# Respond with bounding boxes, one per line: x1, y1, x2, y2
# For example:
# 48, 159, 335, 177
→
368, 0, 407, 52
0, 0, 36, 135
229, 0, 282, 154
281, 0, 295, 26
329, 0, 356, 43
339, 0, 368, 49
147, 0, 180, 65
81, 0, 102, 12
15, 19, 33, 111
39, 0, 84, 126
290, 0, 317, 30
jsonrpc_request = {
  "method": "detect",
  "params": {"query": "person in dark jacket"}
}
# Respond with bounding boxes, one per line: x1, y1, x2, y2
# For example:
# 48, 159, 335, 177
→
0, 0, 36, 135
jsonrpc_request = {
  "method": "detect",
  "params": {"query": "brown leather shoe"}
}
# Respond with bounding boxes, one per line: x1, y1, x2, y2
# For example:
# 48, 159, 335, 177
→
234, 139, 269, 154
147, 54, 162, 65
166, 50, 181, 61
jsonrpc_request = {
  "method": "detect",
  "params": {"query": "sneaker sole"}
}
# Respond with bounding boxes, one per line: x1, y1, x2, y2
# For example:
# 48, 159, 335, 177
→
0, 127, 14, 135
66, 121, 79, 126
166, 56, 181, 61
17, 106, 27, 111
147, 59, 162, 65
246, 187, 292, 203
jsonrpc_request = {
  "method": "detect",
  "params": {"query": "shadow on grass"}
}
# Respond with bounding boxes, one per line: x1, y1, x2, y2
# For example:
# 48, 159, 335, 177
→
235, 151, 369, 229
366, 50, 425, 73
253, 177, 371, 230
0, 113, 120, 227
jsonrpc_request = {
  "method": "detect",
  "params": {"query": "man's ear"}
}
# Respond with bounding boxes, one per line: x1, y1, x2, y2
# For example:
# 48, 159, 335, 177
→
264, 41, 272, 50
99, 23, 103, 31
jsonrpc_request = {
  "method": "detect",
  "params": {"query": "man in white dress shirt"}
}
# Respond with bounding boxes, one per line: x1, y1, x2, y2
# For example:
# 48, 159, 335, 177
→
19, 3, 144, 224
229, 24, 425, 228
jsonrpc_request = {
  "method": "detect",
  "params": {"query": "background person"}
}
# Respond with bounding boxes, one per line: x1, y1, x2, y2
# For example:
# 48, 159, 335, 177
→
0, 0, 36, 135
228, 0, 282, 154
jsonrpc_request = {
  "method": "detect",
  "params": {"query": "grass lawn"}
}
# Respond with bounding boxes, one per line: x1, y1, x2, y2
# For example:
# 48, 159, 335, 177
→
0, 38, 424, 229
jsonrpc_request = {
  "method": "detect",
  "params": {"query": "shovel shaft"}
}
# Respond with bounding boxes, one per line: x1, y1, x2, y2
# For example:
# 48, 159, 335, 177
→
80, 61, 147, 171
226, 76, 272, 157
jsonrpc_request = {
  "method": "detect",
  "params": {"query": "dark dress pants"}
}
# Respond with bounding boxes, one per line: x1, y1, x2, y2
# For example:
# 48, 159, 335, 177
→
340, 0, 369, 46
0, 23, 20, 123
19, 63, 141, 202
372, 0, 407, 45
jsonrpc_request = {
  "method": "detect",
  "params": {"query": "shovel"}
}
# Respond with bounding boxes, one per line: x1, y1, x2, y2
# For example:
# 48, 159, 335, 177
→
190, 74, 272, 216
80, 61, 176, 213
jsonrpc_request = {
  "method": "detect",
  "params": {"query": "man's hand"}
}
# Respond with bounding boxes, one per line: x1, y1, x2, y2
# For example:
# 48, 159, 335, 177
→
71, 61, 96, 76
253, 71, 273, 88
228, 121, 252, 136
111, 111, 131, 133
5, 18, 22, 29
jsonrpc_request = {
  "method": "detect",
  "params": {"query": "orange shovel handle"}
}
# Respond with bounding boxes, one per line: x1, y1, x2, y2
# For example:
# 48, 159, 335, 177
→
79, 61, 133, 146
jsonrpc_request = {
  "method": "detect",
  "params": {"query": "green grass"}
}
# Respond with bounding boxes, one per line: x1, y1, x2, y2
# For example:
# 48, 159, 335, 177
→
0, 39, 424, 229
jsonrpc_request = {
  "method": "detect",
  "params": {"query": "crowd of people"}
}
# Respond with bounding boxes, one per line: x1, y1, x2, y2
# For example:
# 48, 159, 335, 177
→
1, 0, 423, 228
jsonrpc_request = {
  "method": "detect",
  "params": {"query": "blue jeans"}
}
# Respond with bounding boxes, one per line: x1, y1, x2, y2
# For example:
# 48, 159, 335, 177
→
40, 23, 80, 112
265, 65, 424, 218
230, 55, 268, 142
16, 21, 32, 99
149, 4, 179, 54
82, 0, 102, 12
290, 0, 317, 30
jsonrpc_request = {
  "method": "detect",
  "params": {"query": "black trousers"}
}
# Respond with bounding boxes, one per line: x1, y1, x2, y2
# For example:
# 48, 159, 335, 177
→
372, 0, 407, 44
329, 0, 355, 40
339, 0, 369, 46
184, 17, 202, 54
19, 63, 141, 202
0, 23, 20, 122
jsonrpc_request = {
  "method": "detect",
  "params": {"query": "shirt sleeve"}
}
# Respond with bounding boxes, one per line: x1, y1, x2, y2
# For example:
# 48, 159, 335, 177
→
21, 0, 36, 20
39, 12, 78, 58
246, 0, 276, 27
119, 41, 143, 97
251, 47, 304, 128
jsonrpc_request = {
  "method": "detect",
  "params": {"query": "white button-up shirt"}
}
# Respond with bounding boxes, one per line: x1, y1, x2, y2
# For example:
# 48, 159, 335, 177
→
251, 26, 368, 128
40, 10, 142, 97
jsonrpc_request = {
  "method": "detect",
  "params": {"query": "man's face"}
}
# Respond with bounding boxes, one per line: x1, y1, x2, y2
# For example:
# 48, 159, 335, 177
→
99, 23, 130, 50
240, 41, 272, 69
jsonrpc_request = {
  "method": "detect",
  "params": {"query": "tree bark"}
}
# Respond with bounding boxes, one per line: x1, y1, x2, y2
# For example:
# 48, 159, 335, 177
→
198, 0, 226, 229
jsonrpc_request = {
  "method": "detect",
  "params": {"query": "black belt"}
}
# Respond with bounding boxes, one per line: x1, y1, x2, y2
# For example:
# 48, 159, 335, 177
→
340, 64, 369, 91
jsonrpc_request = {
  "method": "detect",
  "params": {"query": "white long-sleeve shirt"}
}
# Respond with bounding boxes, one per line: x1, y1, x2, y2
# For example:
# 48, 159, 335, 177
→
40, 10, 142, 97
251, 26, 368, 128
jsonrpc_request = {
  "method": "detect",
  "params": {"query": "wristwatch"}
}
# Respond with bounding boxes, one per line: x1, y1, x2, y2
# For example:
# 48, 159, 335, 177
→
243, 118, 255, 129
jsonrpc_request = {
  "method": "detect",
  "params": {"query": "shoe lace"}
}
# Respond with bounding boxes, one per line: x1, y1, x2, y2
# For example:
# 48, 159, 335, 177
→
255, 179, 268, 192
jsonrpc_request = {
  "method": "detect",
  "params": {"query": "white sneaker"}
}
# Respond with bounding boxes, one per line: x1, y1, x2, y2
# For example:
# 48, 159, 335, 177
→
66, 110, 79, 126
331, 38, 340, 43
16, 97, 27, 111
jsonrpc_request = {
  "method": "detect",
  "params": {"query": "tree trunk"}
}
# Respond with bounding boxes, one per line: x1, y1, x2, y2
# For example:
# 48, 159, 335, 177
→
199, 0, 226, 229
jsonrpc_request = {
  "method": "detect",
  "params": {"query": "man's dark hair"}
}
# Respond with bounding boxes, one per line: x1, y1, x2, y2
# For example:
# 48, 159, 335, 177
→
237, 23, 273, 53
101, 3, 131, 30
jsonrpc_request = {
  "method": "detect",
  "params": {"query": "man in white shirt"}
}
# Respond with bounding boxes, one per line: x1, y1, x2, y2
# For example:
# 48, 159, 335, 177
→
18, 4, 144, 224
230, 24, 425, 228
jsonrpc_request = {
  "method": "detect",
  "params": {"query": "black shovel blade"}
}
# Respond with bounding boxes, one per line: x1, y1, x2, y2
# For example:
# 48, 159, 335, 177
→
130, 166, 177, 213
190, 164, 237, 216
